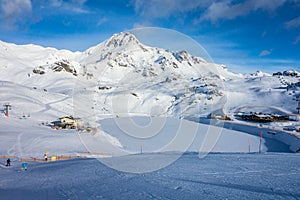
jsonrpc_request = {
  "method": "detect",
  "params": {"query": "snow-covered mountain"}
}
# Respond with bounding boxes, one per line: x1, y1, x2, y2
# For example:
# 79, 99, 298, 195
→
74, 32, 237, 121
1, 32, 299, 119
0, 32, 235, 120
0, 32, 300, 155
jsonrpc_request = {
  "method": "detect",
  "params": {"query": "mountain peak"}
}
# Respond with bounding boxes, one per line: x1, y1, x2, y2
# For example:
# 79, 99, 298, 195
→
105, 32, 140, 48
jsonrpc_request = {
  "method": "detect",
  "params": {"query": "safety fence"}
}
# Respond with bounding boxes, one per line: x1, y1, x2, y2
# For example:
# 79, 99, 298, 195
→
0, 155, 87, 163
1, 152, 110, 163
0, 155, 17, 159
80, 151, 111, 156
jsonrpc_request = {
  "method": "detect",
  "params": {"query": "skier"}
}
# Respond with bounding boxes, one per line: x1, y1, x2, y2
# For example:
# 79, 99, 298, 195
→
21, 162, 27, 170
6, 158, 11, 166
44, 154, 48, 162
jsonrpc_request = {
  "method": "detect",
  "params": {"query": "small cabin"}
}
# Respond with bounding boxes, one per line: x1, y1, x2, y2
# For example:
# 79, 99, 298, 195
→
51, 116, 82, 129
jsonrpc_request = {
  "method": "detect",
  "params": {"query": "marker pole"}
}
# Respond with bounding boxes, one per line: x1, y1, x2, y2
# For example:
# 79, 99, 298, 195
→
259, 131, 262, 154
248, 138, 251, 153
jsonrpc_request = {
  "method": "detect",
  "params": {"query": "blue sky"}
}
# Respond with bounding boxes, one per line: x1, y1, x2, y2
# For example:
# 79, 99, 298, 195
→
0, 0, 299, 73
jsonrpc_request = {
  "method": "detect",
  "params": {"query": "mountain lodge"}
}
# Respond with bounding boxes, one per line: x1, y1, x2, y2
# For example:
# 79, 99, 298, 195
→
51, 116, 83, 129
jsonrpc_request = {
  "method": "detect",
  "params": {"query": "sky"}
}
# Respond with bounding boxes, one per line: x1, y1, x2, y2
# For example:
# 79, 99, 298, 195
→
0, 0, 299, 73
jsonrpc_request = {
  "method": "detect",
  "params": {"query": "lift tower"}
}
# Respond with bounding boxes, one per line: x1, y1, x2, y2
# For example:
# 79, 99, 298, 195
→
3, 103, 11, 117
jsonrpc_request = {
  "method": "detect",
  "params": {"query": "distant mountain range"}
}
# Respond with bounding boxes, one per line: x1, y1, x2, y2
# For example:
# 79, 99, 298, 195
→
0, 32, 299, 122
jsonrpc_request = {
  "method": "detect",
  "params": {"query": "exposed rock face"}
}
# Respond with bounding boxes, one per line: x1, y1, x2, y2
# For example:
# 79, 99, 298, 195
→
51, 60, 77, 76
33, 59, 78, 76
33, 66, 45, 75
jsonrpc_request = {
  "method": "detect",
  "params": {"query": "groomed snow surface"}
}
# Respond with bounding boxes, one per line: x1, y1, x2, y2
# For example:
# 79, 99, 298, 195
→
0, 116, 299, 199
0, 153, 299, 199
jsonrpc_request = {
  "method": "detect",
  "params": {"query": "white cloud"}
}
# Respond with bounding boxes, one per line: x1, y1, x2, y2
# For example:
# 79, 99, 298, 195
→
0, 0, 32, 29
261, 31, 267, 37
293, 35, 300, 44
131, 0, 290, 23
132, 0, 288, 24
199, 1, 250, 22
199, 0, 286, 23
50, 0, 63, 7
253, 0, 287, 11
285, 16, 300, 29
72, 0, 88, 5
133, 23, 146, 29
132, 0, 210, 19
96, 17, 108, 27
50, 0, 89, 14
259, 50, 271, 57
50, 0, 87, 7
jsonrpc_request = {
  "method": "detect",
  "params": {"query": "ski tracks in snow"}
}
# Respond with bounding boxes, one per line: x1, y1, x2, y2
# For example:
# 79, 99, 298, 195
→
7, 132, 24, 158
38, 95, 71, 114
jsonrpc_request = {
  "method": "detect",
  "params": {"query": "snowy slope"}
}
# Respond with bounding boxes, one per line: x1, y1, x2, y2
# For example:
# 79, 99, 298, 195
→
0, 153, 299, 199
224, 74, 300, 115
0, 32, 299, 157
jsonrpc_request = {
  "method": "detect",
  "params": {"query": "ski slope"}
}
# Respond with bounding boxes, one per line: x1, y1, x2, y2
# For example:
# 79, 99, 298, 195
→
0, 31, 300, 199
0, 153, 299, 200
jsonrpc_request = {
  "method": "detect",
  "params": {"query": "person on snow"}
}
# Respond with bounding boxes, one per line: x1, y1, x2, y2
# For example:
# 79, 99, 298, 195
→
21, 162, 27, 170
44, 154, 48, 162
6, 158, 11, 166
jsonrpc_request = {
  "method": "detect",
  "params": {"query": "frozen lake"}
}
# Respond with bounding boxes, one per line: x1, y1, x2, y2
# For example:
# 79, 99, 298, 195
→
1, 153, 299, 199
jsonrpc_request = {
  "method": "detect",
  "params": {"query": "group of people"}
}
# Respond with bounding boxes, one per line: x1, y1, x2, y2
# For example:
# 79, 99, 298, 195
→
4, 153, 48, 168
4, 158, 27, 170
